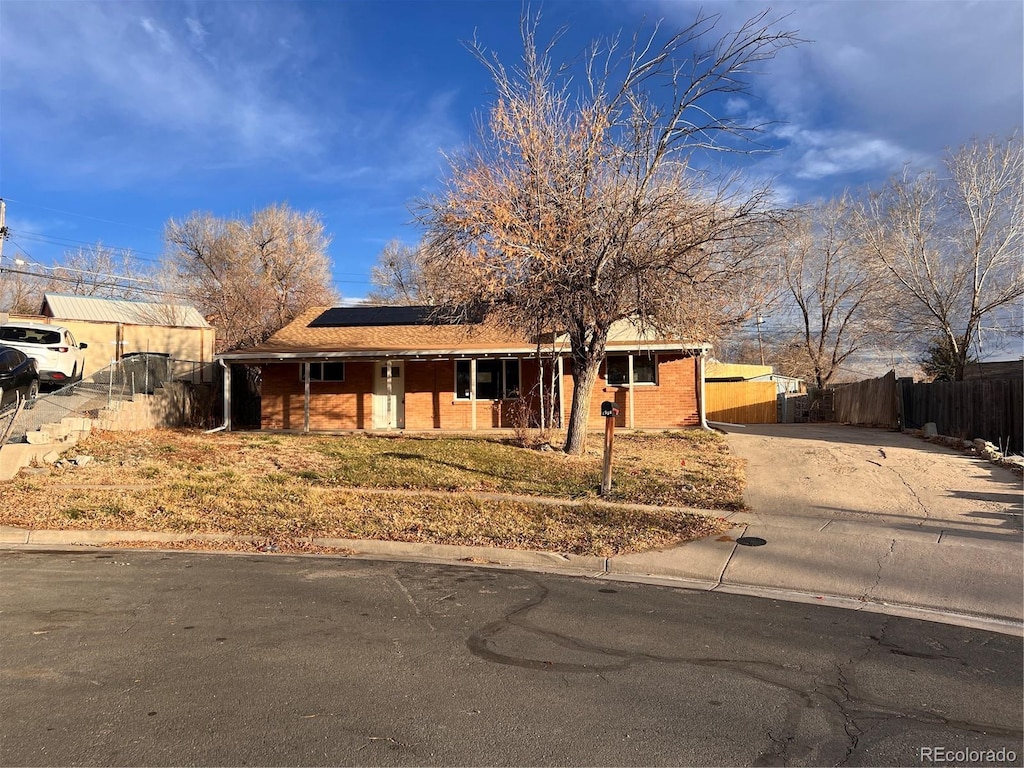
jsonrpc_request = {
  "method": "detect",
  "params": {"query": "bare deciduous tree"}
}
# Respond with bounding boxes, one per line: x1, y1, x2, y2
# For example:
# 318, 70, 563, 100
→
418, 11, 798, 454
858, 135, 1023, 380
0, 253, 46, 314
2, 243, 149, 312
47, 244, 148, 301
367, 240, 449, 305
780, 196, 891, 388
163, 204, 336, 352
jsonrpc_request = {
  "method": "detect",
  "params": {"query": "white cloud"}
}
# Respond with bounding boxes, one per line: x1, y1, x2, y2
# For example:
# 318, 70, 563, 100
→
308, 88, 465, 188
0, 2, 322, 184
184, 16, 207, 46
724, 97, 750, 116
780, 128, 929, 180
140, 16, 174, 53
649, 0, 1023, 195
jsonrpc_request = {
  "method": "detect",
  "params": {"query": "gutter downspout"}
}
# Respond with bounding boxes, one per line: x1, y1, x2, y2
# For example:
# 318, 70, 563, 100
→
698, 349, 711, 430
216, 359, 232, 433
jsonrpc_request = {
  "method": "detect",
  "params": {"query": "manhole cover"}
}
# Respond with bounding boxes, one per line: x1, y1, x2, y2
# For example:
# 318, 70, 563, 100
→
736, 536, 767, 547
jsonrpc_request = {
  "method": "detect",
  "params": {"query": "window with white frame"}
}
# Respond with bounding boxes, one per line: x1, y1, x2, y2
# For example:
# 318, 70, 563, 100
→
455, 359, 521, 400
604, 354, 657, 386
301, 362, 346, 382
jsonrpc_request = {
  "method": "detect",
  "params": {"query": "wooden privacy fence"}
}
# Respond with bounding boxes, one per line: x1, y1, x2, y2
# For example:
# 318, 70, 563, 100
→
832, 369, 1023, 453
900, 377, 1023, 453
706, 381, 777, 424
833, 370, 898, 428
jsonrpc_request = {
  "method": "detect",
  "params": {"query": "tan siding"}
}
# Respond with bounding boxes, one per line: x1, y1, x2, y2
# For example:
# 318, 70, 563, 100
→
7, 315, 215, 378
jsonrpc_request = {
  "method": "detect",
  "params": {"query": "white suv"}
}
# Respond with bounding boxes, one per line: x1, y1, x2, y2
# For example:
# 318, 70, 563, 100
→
0, 322, 88, 388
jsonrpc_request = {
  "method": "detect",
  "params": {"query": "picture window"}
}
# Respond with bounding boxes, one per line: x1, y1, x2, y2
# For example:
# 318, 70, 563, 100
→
302, 362, 346, 382
455, 359, 520, 400
604, 355, 657, 386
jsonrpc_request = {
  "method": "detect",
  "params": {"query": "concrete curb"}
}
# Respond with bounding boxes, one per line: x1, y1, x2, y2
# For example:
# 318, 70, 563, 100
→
2, 523, 1021, 637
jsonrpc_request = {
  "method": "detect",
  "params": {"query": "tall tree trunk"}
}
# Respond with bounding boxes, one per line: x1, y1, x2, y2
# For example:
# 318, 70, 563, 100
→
563, 327, 608, 455
953, 353, 967, 382
563, 356, 602, 454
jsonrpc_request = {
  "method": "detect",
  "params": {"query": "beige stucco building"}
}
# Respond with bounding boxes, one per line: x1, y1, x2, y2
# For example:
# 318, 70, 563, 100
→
4, 293, 215, 378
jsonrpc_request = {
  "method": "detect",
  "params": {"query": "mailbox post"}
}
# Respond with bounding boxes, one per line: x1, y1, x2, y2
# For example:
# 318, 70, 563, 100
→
600, 401, 619, 495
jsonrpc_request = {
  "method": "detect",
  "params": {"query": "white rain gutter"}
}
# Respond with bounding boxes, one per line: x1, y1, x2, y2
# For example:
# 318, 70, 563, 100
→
698, 350, 711, 430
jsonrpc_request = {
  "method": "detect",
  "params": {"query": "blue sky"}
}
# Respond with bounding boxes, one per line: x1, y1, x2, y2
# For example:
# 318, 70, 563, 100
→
1, 0, 1022, 308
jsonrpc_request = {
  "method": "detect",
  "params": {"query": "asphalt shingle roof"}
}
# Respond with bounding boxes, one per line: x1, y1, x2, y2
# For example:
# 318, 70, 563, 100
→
217, 306, 707, 360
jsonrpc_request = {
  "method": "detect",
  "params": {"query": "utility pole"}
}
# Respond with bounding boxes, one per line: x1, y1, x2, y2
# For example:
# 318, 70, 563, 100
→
756, 314, 766, 366
0, 198, 7, 264
1, 198, 8, 322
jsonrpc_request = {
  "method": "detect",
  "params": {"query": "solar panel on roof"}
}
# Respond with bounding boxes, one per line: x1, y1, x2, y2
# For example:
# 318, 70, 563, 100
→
308, 306, 471, 328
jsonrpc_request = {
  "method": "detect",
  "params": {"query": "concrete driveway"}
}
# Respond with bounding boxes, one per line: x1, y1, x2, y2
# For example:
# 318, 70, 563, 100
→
720, 423, 1022, 537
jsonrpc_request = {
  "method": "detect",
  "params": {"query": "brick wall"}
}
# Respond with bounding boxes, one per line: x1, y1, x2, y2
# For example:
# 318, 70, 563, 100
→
261, 362, 373, 430
259, 354, 698, 431
560, 354, 700, 429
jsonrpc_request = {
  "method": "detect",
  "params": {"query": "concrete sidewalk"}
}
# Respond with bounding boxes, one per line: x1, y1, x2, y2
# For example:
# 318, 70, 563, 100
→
612, 510, 1023, 633
2, 510, 1021, 636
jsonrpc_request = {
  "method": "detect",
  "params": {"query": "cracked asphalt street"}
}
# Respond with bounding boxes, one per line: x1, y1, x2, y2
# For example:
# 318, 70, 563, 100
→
2, 550, 1020, 766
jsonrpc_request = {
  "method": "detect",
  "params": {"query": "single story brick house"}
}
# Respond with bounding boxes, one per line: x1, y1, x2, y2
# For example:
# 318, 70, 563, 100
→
216, 305, 711, 432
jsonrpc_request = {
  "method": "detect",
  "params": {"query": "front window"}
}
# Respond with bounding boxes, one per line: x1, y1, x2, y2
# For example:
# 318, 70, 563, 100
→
455, 359, 520, 400
301, 362, 346, 382
605, 354, 657, 385
633, 355, 656, 384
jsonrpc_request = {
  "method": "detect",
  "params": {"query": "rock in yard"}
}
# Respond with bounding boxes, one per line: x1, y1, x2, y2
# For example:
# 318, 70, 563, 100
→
42, 451, 62, 465
922, 422, 938, 437
73, 455, 93, 467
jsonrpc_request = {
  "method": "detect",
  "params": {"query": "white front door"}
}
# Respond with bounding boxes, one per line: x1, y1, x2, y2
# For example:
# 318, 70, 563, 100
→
372, 361, 405, 429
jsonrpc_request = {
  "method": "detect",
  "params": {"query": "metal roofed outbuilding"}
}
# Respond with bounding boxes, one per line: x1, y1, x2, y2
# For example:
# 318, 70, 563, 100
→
41, 293, 210, 328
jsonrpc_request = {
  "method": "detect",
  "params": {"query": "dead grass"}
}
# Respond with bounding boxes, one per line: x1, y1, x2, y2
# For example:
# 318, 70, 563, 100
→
0, 428, 743, 556
101, 539, 358, 555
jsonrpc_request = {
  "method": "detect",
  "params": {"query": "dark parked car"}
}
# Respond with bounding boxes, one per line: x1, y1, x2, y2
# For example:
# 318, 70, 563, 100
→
0, 345, 40, 410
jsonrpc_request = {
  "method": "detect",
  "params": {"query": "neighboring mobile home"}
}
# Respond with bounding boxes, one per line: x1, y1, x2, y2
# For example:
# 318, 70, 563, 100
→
216, 306, 710, 432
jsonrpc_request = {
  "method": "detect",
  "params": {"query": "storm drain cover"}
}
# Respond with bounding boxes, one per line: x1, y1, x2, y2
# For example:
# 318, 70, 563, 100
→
736, 536, 767, 547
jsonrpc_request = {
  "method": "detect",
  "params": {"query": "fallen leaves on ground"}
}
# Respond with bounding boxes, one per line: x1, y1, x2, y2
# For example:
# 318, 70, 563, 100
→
0, 428, 740, 556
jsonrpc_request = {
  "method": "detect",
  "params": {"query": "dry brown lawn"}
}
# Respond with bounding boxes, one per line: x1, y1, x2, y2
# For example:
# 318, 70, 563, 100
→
0, 429, 743, 556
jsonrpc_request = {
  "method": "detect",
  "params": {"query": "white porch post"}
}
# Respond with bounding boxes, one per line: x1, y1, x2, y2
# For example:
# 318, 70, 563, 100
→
385, 359, 393, 428
627, 355, 635, 429
470, 358, 477, 431
538, 357, 546, 431
556, 356, 565, 428
303, 362, 311, 433
221, 361, 232, 431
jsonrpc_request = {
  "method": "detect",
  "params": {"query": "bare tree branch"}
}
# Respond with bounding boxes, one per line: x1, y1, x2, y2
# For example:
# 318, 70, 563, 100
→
418, 11, 799, 453
163, 204, 336, 352
857, 135, 1023, 380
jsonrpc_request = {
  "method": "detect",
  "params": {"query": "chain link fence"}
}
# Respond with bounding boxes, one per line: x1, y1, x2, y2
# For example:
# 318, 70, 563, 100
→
1, 355, 220, 443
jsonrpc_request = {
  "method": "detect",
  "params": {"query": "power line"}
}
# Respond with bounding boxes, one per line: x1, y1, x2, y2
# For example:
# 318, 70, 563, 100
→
0, 267, 190, 300
0, 197, 161, 233
13, 231, 165, 261
2, 238, 184, 301
8, 246, 158, 285
11, 229, 377, 281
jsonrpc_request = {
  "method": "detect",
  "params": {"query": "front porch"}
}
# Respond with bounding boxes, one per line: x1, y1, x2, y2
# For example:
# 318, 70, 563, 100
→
222, 351, 702, 433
